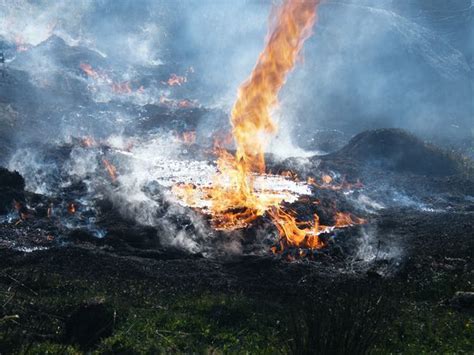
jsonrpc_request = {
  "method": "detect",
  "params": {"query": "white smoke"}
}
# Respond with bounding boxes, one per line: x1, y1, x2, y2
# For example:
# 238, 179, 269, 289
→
355, 228, 401, 264
0, 0, 92, 46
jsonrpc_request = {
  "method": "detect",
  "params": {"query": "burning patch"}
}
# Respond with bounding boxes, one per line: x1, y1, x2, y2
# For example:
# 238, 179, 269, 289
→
164, 0, 366, 254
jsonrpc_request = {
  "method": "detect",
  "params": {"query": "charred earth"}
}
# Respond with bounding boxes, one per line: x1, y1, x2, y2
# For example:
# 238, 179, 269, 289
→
0, 128, 473, 353
1, 1, 473, 352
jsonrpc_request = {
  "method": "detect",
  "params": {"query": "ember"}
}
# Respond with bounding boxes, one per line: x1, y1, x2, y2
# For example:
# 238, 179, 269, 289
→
67, 202, 76, 214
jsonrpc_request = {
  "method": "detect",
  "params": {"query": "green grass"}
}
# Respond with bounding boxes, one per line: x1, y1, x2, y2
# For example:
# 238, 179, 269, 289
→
375, 302, 473, 354
1, 264, 472, 354
0, 270, 283, 353
96, 294, 282, 354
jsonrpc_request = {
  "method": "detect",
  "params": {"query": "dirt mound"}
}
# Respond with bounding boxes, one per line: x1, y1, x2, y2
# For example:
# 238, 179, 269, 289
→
332, 129, 469, 176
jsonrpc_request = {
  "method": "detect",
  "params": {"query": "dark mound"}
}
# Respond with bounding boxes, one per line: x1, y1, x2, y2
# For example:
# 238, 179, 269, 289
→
0, 167, 25, 214
331, 128, 468, 176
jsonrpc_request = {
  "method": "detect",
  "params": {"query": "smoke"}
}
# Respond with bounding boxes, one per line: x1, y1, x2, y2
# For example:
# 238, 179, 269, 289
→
0, 0, 471, 256
0, 0, 92, 47
354, 227, 402, 265
2, 0, 471, 149
279, 0, 472, 149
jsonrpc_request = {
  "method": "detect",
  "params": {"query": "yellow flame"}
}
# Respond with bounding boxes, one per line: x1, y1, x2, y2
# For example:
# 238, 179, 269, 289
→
172, 0, 366, 253
230, 0, 319, 174
209, 0, 319, 221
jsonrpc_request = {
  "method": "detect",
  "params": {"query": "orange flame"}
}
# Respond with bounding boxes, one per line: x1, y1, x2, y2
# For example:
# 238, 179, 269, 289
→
67, 202, 76, 214
164, 73, 187, 86
307, 174, 364, 191
334, 212, 367, 228
181, 131, 196, 145
80, 63, 136, 95
81, 136, 96, 148
159, 96, 197, 109
102, 158, 117, 182
229, 0, 318, 173
80, 63, 100, 79
47, 203, 53, 218
13, 199, 28, 220
171, 0, 366, 254
322, 174, 332, 184
112, 81, 132, 94
269, 208, 327, 250
207, 0, 320, 234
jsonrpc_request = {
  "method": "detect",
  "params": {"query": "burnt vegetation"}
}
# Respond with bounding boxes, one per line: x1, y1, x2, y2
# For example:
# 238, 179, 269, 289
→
0, 0, 473, 354
0, 127, 472, 353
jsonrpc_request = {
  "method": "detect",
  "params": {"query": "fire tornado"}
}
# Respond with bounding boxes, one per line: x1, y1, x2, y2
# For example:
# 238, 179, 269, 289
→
230, 0, 319, 174
172, 0, 365, 252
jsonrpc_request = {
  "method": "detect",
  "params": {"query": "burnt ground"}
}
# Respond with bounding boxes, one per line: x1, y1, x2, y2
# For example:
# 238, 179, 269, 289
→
0, 129, 473, 353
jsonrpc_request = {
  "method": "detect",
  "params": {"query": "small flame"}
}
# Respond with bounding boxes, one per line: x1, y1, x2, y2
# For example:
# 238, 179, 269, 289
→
307, 174, 364, 191
322, 174, 332, 184
281, 171, 298, 180
47, 203, 53, 218
80, 63, 136, 95
67, 202, 76, 214
102, 158, 118, 182
80, 63, 100, 79
269, 208, 327, 250
164, 73, 187, 86
334, 212, 367, 228
181, 131, 196, 145
159, 96, 198, 109
178, 99, 194, 108
81, 136, 96, 148
112, 81, 132, 94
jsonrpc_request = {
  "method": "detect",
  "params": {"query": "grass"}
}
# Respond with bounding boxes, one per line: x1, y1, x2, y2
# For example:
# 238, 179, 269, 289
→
0, 260, 472, 353
0, 269, 283, 353
95, 294, 282, 354
378, 303, 473, 354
